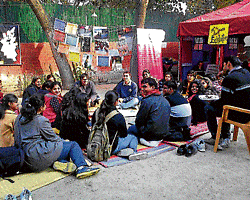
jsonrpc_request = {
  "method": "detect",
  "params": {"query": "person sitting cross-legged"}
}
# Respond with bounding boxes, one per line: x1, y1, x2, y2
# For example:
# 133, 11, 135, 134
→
163, 81, 192, 141
91, 90, 147, 160
14, 93, 100, 179
115, 71, 139, 109
127, 77, 171, 147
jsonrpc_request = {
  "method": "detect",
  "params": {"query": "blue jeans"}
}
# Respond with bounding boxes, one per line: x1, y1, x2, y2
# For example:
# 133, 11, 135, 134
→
120, 98, 139, 109
112, 134, 138, 154
57, 141, 87, 168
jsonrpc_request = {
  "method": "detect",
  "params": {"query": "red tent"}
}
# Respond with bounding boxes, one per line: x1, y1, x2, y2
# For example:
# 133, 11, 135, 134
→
177, 0, 250, 80
177, 0, 250, 37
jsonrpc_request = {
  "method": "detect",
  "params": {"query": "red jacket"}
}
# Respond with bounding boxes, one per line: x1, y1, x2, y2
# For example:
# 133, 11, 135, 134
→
43, 93, 62, 123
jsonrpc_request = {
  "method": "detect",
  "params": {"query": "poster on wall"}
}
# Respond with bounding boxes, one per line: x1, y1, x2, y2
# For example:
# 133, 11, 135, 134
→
78, 25, 92, 37
80, 37, 91, 52
69, 51, 80, 63
53, 30, 66, 43
65, 22, 78, 35
118, 26, 133, 56
97, 56, 109, 67
82, 54, 93, 70
137, 28, 165, 86
93, 26, 109, 40
95, 39, 109, 54
0, 24, 21, 65
65, 34, 79, 47
54, 18, 66, 32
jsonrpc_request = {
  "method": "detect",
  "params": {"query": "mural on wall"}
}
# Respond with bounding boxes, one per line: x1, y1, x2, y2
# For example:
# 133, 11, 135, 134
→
0, 24, 21, 65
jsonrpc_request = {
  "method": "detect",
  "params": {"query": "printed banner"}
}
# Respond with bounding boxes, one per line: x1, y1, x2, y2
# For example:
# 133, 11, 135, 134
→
53, 30, 66, 43
65, 22, 78, 35
57, 43, 69, 54
93, 26, 108, 40
208, 24, 229, 45
137, 28, 165, 86
54, 18, 66, 32
65, 34, 79, 47
69, 51, 80, 63
0, 24, 21, 65
78, 25, 92, 37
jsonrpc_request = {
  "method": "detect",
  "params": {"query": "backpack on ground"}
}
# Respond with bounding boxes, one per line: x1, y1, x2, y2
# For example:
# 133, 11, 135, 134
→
87, 109, 119, 162
0, 146, 24, 179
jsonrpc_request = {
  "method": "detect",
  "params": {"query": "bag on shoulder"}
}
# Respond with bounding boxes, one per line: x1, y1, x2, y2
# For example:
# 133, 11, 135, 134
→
87, 109, 119, 162
0, 146, 24, 178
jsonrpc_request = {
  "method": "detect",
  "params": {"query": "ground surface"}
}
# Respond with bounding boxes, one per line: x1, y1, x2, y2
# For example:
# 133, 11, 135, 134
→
31, 84, 250, 200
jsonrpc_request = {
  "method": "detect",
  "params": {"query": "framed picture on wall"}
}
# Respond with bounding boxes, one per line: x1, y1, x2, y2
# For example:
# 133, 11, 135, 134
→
0, 24, 21, 65
97, 56, 110, 67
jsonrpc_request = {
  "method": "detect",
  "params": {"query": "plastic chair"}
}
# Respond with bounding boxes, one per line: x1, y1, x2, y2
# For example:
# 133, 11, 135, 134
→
214, 105, 250, 154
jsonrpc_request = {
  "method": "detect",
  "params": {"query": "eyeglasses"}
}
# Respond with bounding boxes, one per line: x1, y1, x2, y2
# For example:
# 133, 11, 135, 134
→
141, 85, 148, 88
123, 75, 130, 77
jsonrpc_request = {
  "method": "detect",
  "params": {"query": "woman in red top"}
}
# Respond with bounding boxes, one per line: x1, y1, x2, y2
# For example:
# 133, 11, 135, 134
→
43, 81, 63, 128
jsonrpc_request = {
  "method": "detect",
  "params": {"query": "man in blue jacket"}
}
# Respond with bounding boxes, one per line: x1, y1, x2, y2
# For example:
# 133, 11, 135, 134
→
115, 71, 139, 109
128, 77, 170, 146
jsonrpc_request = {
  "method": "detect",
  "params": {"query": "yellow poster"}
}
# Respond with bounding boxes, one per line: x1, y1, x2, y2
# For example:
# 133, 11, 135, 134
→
208, 24, 229, 45
69, 52, 80, 63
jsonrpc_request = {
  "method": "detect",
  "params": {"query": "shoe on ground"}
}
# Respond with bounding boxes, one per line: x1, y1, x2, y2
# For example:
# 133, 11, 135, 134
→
128, 152, 148, 161
219, 138, 230, 148
117, 148, 134, 157
193, 139, 206, 152
76, 166, 100, 179
177, 144, 188, 156
20, 188, 32, 200
53, 161, 77, 174
5, 194, 17, 200
204, 137, 216, 145
185, 144, 198, 157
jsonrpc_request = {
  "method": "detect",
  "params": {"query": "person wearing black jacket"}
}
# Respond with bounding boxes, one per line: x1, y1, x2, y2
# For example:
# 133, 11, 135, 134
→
205, 55, 250, 148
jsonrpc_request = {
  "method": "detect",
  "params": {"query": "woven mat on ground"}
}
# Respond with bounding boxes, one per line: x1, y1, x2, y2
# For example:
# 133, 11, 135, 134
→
98, 143, 175, 168
0, 168, 69, 199
163, 121, 211, 147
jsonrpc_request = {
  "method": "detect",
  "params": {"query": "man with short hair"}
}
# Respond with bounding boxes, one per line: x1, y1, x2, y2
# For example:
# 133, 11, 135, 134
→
74, 73, 99, 106
127, 77, 170, 146
115, 71, 139, 109
205, 55, 250, 148
163, 81, 192, 141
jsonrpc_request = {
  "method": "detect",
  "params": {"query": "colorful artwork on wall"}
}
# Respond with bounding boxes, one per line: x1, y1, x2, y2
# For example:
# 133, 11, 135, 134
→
0, 24, 21, 65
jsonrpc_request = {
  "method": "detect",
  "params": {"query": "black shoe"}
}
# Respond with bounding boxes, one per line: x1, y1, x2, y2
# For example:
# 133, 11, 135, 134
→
177, 144, 188, 156
185, 144, 198, 157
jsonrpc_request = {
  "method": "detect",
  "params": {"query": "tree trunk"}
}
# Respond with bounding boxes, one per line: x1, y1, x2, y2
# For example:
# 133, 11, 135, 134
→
26, 0, 74, 89
135, 0, 149, 28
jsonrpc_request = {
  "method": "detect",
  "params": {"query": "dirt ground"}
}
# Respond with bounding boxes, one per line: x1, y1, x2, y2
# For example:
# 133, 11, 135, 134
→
31, 84, 250, 200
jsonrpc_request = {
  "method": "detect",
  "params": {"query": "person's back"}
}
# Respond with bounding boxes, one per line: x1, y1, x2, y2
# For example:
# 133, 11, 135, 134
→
60, 92, 90, 149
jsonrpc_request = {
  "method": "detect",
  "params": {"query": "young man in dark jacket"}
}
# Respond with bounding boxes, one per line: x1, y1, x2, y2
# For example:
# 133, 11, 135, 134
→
205, 55, 250, 148
128, 77, 170, 146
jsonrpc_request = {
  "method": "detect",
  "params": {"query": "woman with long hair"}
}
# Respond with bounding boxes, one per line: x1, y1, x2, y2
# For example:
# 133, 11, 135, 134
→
187, 80, 208, 125
60, 92, 90, 149
14, 93, 100, 178
43, 81, 63, 128
92, 90, 144, 159
0, 94, 19, 147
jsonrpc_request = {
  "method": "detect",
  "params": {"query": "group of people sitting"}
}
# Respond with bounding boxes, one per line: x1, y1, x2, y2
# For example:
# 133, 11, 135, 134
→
1, 55, 250, 180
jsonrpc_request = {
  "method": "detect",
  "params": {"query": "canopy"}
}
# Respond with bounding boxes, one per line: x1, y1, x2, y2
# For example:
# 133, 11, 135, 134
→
177, 0, 250, 37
